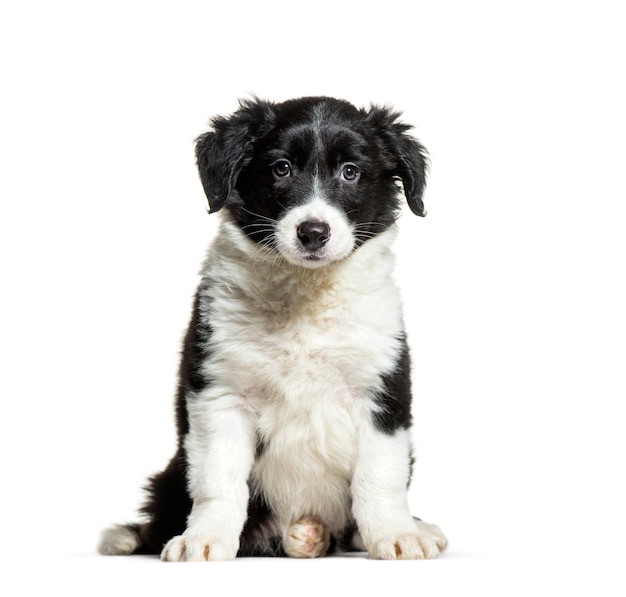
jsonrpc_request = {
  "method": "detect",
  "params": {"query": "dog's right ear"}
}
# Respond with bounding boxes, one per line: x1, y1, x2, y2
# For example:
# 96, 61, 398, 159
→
363, 105, 429, 217
195, 98, 276, 213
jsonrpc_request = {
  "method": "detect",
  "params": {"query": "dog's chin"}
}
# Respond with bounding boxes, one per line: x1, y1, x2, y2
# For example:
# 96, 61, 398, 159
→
279, 247, 349, 269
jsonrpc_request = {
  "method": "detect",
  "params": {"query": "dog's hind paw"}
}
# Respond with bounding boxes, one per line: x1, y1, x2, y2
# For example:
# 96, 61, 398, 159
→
160, 534, 237, 562
284, 516, 331, 558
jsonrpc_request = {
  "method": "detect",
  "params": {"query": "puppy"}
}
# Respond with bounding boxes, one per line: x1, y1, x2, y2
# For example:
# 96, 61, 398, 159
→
99, 96, 447, 560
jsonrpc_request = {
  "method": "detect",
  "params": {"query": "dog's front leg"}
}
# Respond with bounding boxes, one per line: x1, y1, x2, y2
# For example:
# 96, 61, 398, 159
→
351, 425, 446, 560
161, 395, 255, 562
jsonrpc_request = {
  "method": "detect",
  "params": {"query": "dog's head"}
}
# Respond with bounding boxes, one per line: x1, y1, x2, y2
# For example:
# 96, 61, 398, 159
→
195, 97, 428, 268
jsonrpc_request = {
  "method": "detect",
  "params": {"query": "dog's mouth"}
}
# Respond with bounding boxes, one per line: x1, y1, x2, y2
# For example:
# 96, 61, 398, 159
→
276, 237, 354, 269
302, 249, 327, 262
285, 246, 333, 268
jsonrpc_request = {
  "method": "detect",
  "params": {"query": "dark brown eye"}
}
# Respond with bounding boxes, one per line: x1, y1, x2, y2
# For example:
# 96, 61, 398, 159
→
340, 163, 360, 183
272, 160, 292, 178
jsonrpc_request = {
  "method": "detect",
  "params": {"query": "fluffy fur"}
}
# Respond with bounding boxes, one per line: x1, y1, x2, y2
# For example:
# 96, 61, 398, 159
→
99, 96, 447, 560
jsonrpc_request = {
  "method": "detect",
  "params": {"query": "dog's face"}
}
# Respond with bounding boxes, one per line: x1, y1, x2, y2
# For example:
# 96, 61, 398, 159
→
195, 97, 428, 268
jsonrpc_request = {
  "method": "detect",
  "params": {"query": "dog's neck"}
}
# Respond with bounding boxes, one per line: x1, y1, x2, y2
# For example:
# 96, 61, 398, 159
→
201, 212, 399, 316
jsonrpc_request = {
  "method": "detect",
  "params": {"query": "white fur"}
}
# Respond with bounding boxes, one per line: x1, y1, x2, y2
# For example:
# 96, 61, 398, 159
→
274, 193, 355, 267
99, 525, 141, 556
162, 211, 436, 560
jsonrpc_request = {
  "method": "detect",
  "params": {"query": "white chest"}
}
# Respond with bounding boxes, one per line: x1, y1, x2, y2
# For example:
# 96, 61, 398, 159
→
199, 228, 406, 528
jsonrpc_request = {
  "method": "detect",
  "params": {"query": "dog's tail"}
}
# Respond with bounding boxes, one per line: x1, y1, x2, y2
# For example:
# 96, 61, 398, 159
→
98, 523, 145, 555
98, 449, 192, 556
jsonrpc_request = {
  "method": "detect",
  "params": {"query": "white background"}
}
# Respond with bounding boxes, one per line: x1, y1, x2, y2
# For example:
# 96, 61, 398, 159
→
1, 0, 625, 594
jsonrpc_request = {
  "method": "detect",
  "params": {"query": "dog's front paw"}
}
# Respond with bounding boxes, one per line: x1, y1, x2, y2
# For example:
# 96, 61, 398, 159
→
160, 534, 237, 562
366, 519, 448, 560
369, 533, 439, 560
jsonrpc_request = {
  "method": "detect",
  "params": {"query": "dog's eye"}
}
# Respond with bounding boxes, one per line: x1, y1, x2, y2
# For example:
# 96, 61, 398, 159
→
340, 163, 360, 183
272, 160, 292, 178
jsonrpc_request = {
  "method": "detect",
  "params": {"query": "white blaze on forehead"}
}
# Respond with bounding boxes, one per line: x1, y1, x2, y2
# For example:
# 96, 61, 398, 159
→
311, 103, 326, 134
310, 103, 330, 161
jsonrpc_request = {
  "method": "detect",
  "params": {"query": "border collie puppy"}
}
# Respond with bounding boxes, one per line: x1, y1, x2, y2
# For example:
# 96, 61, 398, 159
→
99, 96, 447, 561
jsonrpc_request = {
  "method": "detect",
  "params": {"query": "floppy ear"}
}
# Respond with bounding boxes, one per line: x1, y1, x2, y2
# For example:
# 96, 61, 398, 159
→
195, 98, 276, 213
364, 106, 429, 217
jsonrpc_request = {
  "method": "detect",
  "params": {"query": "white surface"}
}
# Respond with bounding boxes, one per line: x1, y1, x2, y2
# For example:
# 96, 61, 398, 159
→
1, 1, 624, 594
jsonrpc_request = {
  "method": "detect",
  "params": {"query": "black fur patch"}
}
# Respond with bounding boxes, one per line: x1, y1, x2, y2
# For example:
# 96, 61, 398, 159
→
372, 335, 413, 434
238, 493, 285, 557
178, 288, 212, 394
137, 450, 191, 554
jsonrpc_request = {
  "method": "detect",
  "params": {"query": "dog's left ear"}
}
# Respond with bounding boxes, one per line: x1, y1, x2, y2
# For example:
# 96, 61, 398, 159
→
195, 98, 276, 213
364, 106, 429, 217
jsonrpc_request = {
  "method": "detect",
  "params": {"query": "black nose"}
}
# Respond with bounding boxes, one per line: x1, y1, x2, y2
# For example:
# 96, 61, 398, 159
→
297, 221, 331, 250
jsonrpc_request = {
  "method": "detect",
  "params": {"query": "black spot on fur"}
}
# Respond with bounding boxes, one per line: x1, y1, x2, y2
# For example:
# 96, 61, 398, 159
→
372, 335, 413, 434
333, 521, 361, 553
238, 493, 285, 557
135, 450, 192, 554
178, 289, 212, 394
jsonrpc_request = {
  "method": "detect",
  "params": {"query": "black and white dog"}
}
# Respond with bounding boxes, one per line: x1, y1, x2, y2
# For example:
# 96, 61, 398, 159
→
99, 96, 447, 560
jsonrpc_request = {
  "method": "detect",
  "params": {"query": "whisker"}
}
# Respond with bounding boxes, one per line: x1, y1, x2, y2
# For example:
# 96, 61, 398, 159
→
243, 227, 276, 236
248, 234, 284, 270
352, 221, 387, 229
242, 221, 276, 228
240, 206, 279, 224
